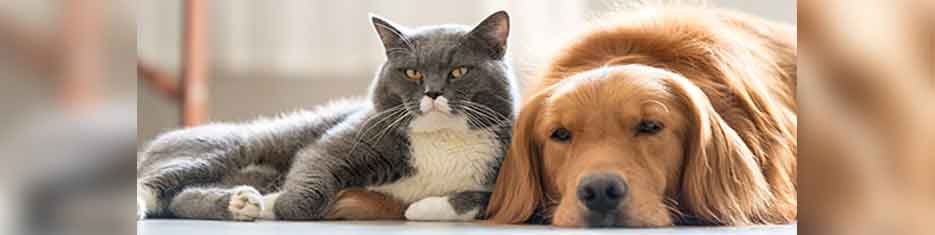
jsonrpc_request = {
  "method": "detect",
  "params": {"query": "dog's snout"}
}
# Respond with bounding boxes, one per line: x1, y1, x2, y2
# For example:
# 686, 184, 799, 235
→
577, 173, 628, 212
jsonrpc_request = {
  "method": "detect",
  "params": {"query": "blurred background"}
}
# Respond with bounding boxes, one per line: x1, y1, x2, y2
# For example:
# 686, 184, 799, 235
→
136, 0, 795, 145
0, 0, 135, 235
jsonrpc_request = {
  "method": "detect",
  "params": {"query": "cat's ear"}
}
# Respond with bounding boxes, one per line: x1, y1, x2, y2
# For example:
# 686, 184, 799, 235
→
370, 13, 412, 54
465, 11, 510, 59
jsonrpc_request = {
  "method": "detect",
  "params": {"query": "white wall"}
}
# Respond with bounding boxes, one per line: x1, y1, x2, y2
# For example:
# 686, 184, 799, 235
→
137, 0, 795, 81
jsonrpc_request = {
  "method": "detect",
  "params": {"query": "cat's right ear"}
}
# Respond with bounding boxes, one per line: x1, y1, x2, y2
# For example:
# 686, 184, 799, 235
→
370, 14, 412, 55
465, 11, 510, 60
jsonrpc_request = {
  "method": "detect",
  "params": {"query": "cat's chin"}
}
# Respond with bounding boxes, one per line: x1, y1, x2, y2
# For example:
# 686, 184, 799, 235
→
408, 111, 469, 133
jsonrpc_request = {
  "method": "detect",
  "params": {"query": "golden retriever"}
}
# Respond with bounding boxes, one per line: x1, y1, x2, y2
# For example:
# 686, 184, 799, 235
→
485, 6, 797, 227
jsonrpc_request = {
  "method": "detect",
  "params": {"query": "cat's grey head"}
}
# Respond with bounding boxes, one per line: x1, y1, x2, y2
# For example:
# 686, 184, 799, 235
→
368, 11, 517, 131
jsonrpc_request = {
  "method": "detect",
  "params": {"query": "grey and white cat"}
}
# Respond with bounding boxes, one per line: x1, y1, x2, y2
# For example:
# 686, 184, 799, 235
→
137, 11, 517, 221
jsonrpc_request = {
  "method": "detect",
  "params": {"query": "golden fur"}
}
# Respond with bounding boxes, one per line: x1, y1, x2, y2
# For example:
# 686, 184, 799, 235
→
324, 189, 405, 220
486, 6, 797, 227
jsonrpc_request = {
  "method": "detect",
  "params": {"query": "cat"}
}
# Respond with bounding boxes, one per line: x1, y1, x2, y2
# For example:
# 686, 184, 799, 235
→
137, 11, 517, 222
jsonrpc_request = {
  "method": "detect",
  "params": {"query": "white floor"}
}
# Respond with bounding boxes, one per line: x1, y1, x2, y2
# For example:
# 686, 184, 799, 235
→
138, 219, 796, 235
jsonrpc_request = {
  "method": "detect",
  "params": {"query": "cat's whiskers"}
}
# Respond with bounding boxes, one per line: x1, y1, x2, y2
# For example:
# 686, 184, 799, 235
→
355, 105, 407, 140
459, 110, 488, 130
459, 107, 494, 128
466, 107, 504, 127
453, 103, 508, 133
456, 105, 494, 126
362, 101, 417, 144
349, 104, 410, 155
360, 109, 407, 142
451, 90, 512, 107
451, 101, 509, 128
457, 100, 510, 121
369, 108, 414, 146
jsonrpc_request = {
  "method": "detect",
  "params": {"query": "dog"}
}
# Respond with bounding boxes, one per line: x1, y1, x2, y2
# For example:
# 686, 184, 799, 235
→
485, 6, 797, 227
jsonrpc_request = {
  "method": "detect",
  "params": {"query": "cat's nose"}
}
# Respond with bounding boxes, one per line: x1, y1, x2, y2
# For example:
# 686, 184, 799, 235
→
425, 91, 443, 99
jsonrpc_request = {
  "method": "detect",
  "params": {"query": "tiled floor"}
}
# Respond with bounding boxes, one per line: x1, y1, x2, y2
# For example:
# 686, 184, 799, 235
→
138, 219, 796, 235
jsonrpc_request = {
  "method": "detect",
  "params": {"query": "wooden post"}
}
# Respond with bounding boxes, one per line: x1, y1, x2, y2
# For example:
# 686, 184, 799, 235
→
138, 63, 180, 99
60, 0, 102, 111
182, 0, 209, 126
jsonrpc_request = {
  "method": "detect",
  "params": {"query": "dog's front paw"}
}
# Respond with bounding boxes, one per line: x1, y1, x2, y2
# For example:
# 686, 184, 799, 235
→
404, 196, 476, 221
228, 186, 264, 221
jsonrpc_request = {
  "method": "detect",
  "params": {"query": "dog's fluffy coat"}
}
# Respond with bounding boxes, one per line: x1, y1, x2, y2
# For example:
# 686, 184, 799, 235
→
486, 6, 797, 227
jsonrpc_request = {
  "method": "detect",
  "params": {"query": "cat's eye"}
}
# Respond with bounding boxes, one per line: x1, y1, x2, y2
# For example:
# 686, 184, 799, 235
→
450, 67, 469, 79
550, 127, 572, 143
636, 120, 664, 135
404, 69, 423, 81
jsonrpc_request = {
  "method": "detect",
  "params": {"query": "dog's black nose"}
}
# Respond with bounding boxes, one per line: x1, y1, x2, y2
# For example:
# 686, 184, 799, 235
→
425, 91, 443, 99
577, 173, 627, 212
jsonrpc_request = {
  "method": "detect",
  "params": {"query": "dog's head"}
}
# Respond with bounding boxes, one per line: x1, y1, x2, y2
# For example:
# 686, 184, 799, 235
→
486, 65, 775, 227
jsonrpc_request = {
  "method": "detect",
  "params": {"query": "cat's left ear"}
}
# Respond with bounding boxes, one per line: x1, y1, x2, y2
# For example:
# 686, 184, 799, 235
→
465, 11, 510, 59
370, 13, 412, 54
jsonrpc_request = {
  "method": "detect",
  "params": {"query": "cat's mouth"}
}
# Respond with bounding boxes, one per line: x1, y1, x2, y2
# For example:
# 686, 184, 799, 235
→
418, 95, 452, 114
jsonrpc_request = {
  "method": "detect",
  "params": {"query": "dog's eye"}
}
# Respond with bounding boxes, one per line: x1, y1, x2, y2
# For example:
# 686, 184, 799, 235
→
550, 128, 572, 142
636, 120, 664, 135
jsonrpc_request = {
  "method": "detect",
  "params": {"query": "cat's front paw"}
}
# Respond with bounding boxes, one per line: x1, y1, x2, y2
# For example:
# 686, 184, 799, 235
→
137, 184, 155, 220
137, 196, 146, 220
404, 196, 476, 221
258, 192, 280, 220
228, 186, 264, 221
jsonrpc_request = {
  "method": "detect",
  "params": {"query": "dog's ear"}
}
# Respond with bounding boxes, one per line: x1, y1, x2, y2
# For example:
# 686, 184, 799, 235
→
485, 91, 548, 224
664, 75, 775, 225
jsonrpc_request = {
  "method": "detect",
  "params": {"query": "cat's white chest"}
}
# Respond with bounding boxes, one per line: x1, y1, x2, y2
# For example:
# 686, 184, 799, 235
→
367, 112, 498, 204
